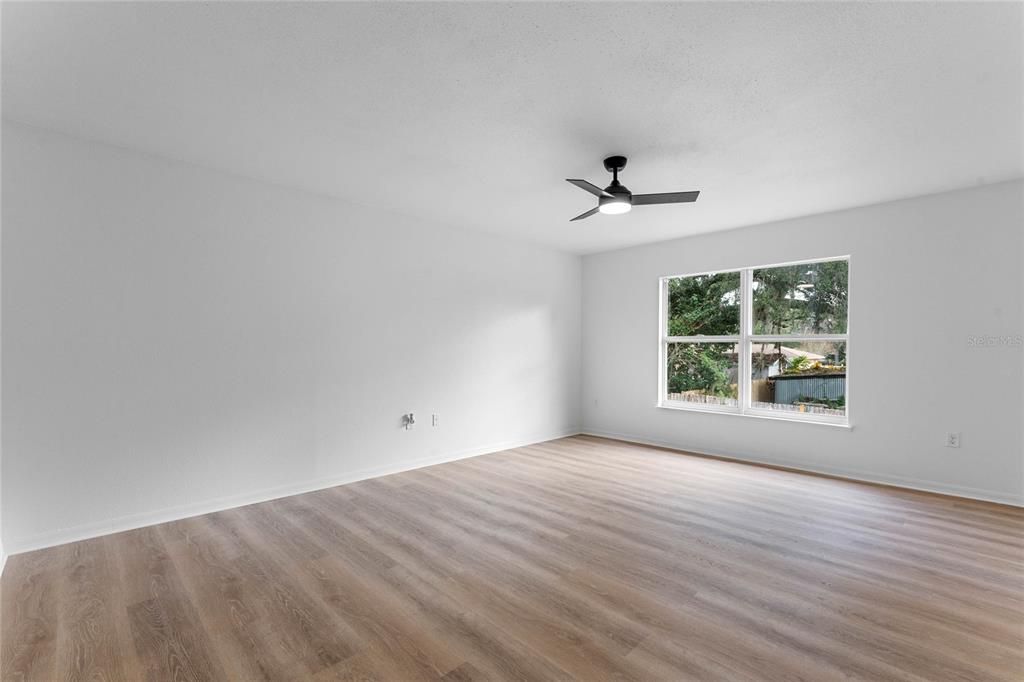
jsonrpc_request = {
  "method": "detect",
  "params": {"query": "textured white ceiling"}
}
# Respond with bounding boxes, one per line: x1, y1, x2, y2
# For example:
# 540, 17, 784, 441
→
3, 2, 1021, 254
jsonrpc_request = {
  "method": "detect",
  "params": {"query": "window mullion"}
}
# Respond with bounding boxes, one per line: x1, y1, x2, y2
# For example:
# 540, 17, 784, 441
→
659, 278, 668, 404
749, 334, 849, 343
664, 335, 741, 343
740, 268, 753, 413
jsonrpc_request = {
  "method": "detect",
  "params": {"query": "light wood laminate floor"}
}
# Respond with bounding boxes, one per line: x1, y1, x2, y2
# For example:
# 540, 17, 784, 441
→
3, 435, 1022, 681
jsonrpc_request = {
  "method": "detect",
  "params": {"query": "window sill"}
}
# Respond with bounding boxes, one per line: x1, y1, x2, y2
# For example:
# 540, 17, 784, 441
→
656, 402, 852, 428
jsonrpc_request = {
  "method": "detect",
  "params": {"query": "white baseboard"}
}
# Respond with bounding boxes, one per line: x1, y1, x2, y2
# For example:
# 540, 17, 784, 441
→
11, 425, 1015, 557
581, 429, 1024, 508
6, 428, 581, 556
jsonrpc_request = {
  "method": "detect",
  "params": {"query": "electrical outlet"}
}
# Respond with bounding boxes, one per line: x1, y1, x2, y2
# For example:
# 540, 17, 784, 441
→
945, 432, 961, 448
432, 414, 439, 427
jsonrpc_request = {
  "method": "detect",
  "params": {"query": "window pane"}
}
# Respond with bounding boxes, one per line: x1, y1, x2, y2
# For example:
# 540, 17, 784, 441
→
753, 260, 848, 334
751, 341, 847, 417
666, 342, 739, 407
667, 272, 741, 336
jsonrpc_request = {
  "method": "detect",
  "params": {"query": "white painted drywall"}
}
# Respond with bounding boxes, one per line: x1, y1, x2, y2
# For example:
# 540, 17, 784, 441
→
1, 122, 581, 553
1, 123, 4, 573
2, 119, 1020, 558
582, 181, 1024, 505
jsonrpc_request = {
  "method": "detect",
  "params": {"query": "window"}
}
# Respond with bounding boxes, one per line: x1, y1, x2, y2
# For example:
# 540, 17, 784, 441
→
660, 257, 849, 424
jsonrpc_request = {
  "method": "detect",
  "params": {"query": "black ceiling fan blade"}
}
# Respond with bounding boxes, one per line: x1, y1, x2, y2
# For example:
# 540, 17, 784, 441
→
632, 190, 700, 206
570, 207, 600, 222
566, 179, 612, 197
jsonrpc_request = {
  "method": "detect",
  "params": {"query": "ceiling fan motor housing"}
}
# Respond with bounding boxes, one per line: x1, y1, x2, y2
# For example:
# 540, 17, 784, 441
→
600, 182, 632, 209
601, 156, 632, 211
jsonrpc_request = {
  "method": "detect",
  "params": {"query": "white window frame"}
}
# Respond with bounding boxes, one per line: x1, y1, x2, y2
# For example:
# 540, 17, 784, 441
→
658, 256, 850, 426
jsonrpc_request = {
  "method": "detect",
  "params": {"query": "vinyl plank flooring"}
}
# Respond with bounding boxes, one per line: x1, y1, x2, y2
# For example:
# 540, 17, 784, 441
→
1, 548, 60, 681
115, 526, 228, 682
158, 517, 301, 681
2, 435, 1022, 681
55, 538, 134, 682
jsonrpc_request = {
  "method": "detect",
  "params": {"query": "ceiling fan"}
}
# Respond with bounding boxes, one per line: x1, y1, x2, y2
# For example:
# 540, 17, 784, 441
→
566, 156, 700, 221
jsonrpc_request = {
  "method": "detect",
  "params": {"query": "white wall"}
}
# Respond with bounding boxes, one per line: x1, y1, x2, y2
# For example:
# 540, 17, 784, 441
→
3, 120, 1020, 559
582, 181, 1024, 505
1, 122, 581, 553
1, 123, 4, 572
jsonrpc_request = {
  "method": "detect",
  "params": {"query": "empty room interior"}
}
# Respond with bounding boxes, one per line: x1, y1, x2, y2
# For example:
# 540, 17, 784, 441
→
2, 2, 1023, 681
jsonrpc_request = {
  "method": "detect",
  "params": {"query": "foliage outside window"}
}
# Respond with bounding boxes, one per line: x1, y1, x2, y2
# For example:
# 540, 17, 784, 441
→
660, 258, 849, 423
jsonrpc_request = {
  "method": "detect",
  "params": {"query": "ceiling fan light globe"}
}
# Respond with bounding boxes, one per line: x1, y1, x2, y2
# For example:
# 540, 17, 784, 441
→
598, 197, 632, 215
